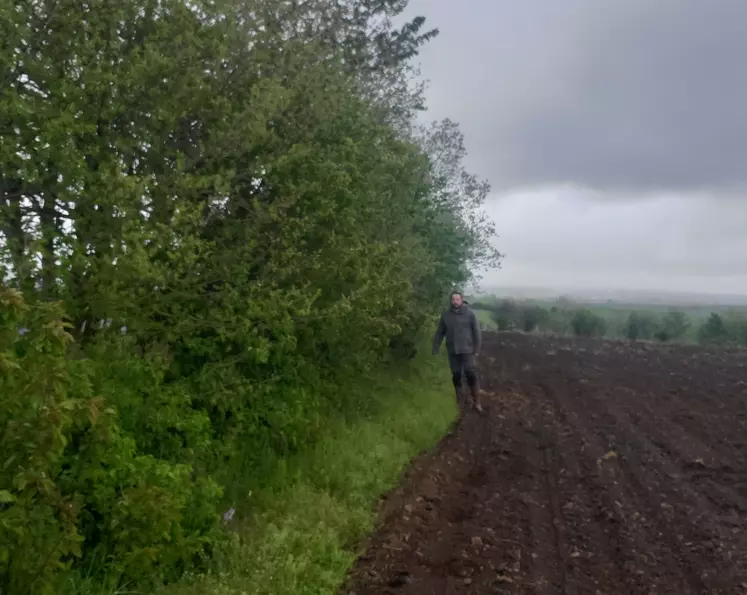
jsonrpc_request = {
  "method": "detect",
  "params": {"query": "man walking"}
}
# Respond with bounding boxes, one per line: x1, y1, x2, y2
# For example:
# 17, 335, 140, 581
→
432, 291, 483, 413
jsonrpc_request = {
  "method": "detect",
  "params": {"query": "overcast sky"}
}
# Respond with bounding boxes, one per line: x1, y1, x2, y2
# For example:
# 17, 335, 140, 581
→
405, 0, 747, 295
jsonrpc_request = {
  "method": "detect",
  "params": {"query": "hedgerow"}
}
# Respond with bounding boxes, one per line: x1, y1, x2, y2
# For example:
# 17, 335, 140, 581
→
0, 1, 498, 591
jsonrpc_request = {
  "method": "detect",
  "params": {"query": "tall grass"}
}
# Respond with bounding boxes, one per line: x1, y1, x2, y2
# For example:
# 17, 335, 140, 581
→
65, 353, 456, 595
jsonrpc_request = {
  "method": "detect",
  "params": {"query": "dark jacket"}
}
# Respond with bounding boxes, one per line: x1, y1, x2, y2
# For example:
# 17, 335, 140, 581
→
432, 304, 481, 355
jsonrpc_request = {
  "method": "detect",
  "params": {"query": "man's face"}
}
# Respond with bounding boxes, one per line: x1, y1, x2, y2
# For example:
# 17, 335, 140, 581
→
451, 293, 463, 308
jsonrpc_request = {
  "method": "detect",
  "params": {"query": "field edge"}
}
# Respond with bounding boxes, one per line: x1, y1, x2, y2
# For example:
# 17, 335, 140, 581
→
149, 354, 458, 595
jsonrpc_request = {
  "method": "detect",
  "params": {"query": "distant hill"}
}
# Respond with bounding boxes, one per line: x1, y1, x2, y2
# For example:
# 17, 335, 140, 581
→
477, 286, 747, 308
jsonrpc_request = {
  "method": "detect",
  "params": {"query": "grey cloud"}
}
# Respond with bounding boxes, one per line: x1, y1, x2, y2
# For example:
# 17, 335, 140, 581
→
480, 188, 747, 293
408, 0, 747, 192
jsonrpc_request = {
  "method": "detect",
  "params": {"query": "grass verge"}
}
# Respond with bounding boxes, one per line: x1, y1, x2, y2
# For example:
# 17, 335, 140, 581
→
157, 354, 455, 595
475, 308, 497, 331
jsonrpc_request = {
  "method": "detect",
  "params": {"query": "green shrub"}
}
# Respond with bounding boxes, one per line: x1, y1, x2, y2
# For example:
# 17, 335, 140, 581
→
0, 289, 223, 593
654, 310, 690, 343
698, 313, 729, 344
521, 305, 549, 332
722, 313, 747, 347
624, 311, 657, 341
0, 1, 498, 591
490, 299, 519, 331
571, 309, 607, 337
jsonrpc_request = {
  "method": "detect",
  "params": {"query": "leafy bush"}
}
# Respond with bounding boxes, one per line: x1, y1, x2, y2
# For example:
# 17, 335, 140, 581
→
698, 313, 729, 344
654, 310, 690, 343
490, 300, 519, 331
624, 311, 657, 341
571, 309, 607, 337
0, 290, 223, 593
721, 313, 747, 346
483, 300, 548, 333
521, 305, 549, 332
0, 1, 500, 591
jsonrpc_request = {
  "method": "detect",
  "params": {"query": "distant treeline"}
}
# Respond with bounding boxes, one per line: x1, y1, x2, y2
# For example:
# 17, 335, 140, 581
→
471, 298, 747, 347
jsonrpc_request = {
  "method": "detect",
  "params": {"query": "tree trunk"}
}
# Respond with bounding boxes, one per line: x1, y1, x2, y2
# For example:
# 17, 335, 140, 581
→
39, 191, 59, 299
0, 178, 34, 293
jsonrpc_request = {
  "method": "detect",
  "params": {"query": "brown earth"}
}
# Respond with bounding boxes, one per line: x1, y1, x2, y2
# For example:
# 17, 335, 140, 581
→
343, 332, 747, 594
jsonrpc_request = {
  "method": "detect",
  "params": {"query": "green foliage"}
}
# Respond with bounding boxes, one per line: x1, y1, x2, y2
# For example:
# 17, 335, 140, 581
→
624, 311, 657, 341
158, 356, 456, 595
722, 313, 747, 345
474, 295, 747, 349
0, 290, 224, 594
0, 0, 494, 591
571, 308, 607, 338
654, 310, 690, 343
697, 313, 728, 344
521, 305, 549, 333
0, 289, 87, 594
488, 300, 519, 331
696, 311, 747, 347
480, 299, 548, 332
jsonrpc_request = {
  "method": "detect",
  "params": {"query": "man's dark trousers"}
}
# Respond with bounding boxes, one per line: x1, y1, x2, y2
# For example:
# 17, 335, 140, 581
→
448, 352, 478, 393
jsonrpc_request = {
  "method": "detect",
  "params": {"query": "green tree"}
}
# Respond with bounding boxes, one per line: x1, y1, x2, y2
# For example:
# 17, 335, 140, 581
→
491, 299, 519, 331
654, 310, 690, 343
625, 311, 657, 341
521, 304, 549, 333
414, 118, 502, 285
571, 309, 607, 337
0, 0, 500, 590
697, 312, 729, 344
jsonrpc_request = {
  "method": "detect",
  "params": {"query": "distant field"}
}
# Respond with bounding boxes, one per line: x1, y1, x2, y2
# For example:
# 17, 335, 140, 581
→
475, 308, 497, 331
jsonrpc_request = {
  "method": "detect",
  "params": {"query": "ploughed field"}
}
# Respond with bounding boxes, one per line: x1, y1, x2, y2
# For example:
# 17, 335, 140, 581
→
343, 332, 747, 594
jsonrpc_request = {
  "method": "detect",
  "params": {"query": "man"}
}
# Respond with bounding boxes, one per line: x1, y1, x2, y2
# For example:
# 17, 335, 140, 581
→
432, 291, 483, 413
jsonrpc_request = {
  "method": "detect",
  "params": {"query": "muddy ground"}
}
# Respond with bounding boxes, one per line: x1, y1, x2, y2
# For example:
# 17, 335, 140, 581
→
343, 333, 747, 594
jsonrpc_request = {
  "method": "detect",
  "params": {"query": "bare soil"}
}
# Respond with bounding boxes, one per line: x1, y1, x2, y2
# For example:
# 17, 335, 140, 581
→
343, 332, 747, 594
